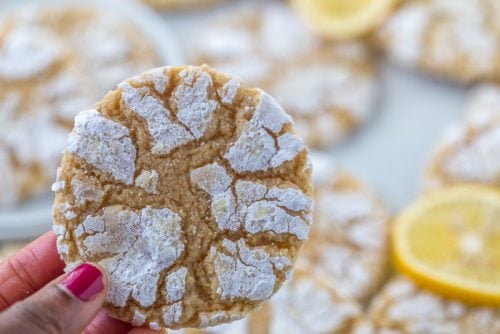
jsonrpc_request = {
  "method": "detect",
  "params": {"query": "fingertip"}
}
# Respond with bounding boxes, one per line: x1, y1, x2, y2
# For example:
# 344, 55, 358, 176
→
60, 263, 107, 302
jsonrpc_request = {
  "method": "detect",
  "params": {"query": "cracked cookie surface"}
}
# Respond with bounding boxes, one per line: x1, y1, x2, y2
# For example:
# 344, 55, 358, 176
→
52, 65, 313, 330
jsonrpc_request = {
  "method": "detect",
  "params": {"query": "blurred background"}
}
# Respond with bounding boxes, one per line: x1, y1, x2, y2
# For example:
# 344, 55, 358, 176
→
1, 0, 499, 332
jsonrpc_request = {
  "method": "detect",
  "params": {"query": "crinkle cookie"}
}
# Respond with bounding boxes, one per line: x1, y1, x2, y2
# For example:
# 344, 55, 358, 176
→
248, 269, 362, 334
423, 85, 500, 191
374, 0, 500, 83
0, 4, 159, 207
364, 276, 500, 334
298, 171, 390, 302
142, 0, 225, 10
187, 2, 378, 149
180, 269, 361, 334
52, 65, 313, 330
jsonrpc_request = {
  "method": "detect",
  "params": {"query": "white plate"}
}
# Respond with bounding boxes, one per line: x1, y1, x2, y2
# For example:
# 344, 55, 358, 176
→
0, 0, 185, 241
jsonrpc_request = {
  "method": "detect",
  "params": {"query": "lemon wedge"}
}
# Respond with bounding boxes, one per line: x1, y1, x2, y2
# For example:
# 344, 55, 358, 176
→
290, 0, 397, 40
393, 185, 500, 306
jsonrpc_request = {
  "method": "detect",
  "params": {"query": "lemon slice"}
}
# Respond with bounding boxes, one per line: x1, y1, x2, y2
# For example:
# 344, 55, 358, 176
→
290, 0, 397, 40
393, 185, 500, 306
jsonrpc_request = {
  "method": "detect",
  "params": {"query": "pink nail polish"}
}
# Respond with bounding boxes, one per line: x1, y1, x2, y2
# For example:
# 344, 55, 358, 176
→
61, 263, 105, 301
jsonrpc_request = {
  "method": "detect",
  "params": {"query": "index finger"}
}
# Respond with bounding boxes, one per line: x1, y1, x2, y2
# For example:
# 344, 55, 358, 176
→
0, 231, 65, 311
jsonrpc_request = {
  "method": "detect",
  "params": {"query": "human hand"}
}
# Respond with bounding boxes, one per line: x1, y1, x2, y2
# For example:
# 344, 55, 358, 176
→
0, 232, 165, 334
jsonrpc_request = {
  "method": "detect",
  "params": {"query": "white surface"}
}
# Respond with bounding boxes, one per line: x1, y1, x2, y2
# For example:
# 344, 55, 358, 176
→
0, 0, 183, 241
0, 1, 469, 241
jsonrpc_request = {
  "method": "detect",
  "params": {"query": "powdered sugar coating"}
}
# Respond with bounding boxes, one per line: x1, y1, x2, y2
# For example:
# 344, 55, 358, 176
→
68, 109, 136, 185
191, 163, 312, 239
71, 178, 105, 206
265, 272, 361, 334
424, 87, 500, 191
376, 0, 500, 83
0, 25, 62, 80
174, 68, 218, 139
119, 82, 194, 155
208, 239, 290, 301
135, 170, 160, 194
0, 4, 159, 206
225, 91, 305, 173
368, 276, 500, 333
76, 206, 184, 309
54, 65, 311, 330
300, 171, 389, 302
187, 2, 378, 148
218, 78, 240, 104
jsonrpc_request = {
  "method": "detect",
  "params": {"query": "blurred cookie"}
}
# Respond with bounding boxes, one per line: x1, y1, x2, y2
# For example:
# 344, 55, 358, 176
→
188, 2, 379, 149
248, 269, 362, 334
142, 0, 226, 10
0, 4, 160, 207
375, 0, 500, 83
183, 269, 361, 334
465, 84, 500, 124
52, 65, 313, 330
366, 276, 500, 333
423, 86, 500, 191
299, 170, 390, 302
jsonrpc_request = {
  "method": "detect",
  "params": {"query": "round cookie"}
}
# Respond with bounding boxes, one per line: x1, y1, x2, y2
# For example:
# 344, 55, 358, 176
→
52, 65, 313, 330
247, 269, 362, 334
187, 2, 379, 149
366, 276, 500, 334
0, 4, 160, 207
142, 0, 226, 10
180, 269, 362, 334
374, 0, 500, 83
298, 170, 390, 302
423, 86, 500, 192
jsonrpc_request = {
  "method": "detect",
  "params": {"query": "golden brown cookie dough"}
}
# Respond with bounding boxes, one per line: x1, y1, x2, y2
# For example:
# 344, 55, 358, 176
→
187, 1, 379, 149
52, 65, 313, 330
0, 4, 159, 207
374, 0, 500, 83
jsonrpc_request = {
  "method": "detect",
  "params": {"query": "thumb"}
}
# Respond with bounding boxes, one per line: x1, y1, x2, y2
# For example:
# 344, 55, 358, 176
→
0, 263, 108, 334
